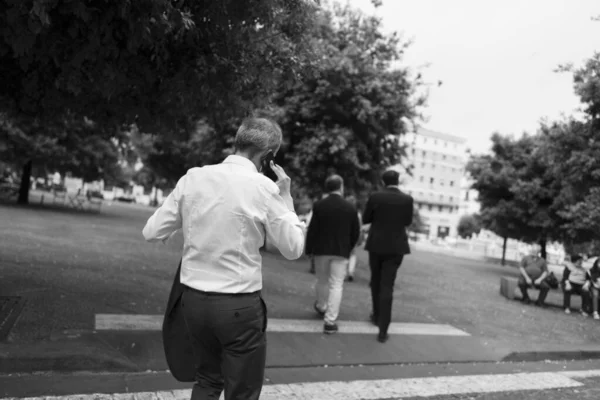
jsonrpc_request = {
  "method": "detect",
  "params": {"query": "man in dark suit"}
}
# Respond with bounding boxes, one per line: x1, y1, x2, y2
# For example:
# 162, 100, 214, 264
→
363, 169, 414, 343
306, 175, 360, 334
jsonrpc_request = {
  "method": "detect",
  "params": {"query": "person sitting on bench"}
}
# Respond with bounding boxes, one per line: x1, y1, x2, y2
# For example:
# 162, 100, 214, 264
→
585, 257, 600, 320
563, 254, 591, 316
518, 245, 549, 306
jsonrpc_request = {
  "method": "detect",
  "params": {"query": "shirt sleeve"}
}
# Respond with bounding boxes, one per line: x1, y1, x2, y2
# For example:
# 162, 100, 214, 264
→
362, 196, 374, 224
142, 176, 185, 243
305, 205, 318, 256
265, 191, 306, 260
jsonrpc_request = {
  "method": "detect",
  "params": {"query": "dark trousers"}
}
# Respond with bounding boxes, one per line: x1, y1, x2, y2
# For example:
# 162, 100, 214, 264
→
181, 288, 267, 400
563, 282, 590, 312
369, 252, 404, 335
518, 276, 550, 304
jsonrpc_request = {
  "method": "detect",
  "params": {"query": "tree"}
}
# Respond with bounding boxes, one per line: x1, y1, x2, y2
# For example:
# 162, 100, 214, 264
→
457, 214, 481, 239
266, 1, 425, 199
0, 110, 123, 203
1, 0, 320, 203
536, 119, 600, 251
467, 133, 560, 261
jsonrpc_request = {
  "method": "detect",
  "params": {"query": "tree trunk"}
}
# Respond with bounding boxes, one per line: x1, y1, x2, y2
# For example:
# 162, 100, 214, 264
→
539, 238, 547, 260
501, 236, 508, 266
152, 186, 159, 207
17, 160, 32, 205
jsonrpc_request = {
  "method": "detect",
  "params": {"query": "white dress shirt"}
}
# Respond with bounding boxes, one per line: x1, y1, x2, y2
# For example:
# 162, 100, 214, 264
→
142, 155, 306, 293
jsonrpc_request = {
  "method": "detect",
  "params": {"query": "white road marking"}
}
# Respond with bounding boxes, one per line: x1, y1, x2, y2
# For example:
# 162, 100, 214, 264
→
94, 314, 470, 336
1, 371, 588, 400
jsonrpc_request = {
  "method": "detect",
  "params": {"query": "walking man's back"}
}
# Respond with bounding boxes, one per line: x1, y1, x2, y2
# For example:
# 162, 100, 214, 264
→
363, 169, 413, 343
305, 175, 360, 334
142, 118, 305, 400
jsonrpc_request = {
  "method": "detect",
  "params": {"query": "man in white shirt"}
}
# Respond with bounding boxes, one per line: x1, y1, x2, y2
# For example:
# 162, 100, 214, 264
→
142, 117, 305, 400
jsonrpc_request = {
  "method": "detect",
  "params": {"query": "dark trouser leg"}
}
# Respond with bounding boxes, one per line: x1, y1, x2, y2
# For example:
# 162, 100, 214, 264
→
181, 291, 225, 400
369, 252, 383, 322
563, 288, 572, 309
536, 281, 550, 305
183, 290, 267, 400
572, 284, 591, 313
215, 294, 267, 400
378, 255, 404, 335
518, 276, 530, 301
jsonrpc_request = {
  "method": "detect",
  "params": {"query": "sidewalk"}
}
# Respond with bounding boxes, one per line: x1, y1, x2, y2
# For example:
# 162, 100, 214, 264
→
5, 360, 600, 399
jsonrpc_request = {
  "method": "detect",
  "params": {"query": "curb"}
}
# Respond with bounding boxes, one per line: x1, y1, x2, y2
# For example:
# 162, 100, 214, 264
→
503, 350, 600, 363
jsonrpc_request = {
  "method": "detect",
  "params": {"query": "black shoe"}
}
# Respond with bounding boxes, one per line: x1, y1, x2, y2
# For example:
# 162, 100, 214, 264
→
534, 300, 547, 308
370, 314, 378, 326
521, 297, 532, 305
377, 332, 389, 343
324, 323, 338, 334
348, 276, 354, 282
314, 301, 326, 317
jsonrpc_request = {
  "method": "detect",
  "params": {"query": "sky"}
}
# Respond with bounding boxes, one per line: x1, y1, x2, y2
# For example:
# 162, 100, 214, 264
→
348, 0, 600, 154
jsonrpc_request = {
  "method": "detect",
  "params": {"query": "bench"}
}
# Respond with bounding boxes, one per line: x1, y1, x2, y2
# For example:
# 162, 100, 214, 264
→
500, 275, 585, 309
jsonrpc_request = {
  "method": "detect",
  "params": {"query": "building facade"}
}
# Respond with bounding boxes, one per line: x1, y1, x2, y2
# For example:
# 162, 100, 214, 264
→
398, 127, 469, 238
459, 176, 481, 216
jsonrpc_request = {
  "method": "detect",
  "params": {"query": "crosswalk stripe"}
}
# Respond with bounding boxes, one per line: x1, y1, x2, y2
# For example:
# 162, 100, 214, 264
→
94, 314, 470, 336
4, 370, 596, 400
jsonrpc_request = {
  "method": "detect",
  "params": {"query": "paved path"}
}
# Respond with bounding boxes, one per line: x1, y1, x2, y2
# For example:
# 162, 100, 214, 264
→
4, 362, 600, 399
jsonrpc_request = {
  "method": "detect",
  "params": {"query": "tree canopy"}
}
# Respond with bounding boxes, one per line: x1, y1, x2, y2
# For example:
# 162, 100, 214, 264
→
0, 0, 320, 203
457, 214, 481, 239
270, 2, 424, 199
136, 1, 425, 200
468, 49, 600, 255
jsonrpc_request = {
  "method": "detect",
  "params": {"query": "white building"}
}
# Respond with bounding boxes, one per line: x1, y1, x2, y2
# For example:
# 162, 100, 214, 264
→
398, 127, 469, 238
459, 175, 481, 216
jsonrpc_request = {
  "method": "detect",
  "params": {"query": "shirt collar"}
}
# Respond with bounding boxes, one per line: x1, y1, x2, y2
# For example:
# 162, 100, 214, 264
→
223, 155, 258, 173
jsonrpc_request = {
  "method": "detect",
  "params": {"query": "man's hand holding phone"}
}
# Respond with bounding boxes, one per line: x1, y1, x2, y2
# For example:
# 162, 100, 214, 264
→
269, 161, 294, 211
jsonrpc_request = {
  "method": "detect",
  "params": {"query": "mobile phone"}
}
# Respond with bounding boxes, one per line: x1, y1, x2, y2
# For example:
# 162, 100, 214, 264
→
261, 152, 278, 182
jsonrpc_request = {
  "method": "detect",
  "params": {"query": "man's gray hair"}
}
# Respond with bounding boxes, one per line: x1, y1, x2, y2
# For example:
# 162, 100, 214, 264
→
234, 117, 282, 155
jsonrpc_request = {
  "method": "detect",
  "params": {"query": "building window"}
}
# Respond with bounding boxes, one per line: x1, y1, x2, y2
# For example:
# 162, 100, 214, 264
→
442, 154, 446, 160
422, 150, 426, 157
438, 205, 443, 212
450, 181, 454, 187
465, 191, 470, 201
411, 148, 415, 155
428, 204, 433, 211
430, 177, 434, 184
431, 163, 436, 170
419, 176, 424, 182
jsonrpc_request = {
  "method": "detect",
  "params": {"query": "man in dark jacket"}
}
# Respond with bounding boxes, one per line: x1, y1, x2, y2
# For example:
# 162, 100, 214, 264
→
363, 170, 414, 343
306, 175, 360, 334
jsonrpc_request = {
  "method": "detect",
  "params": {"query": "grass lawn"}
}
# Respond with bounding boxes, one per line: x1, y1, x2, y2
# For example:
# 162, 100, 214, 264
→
1, 200, 600, 351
